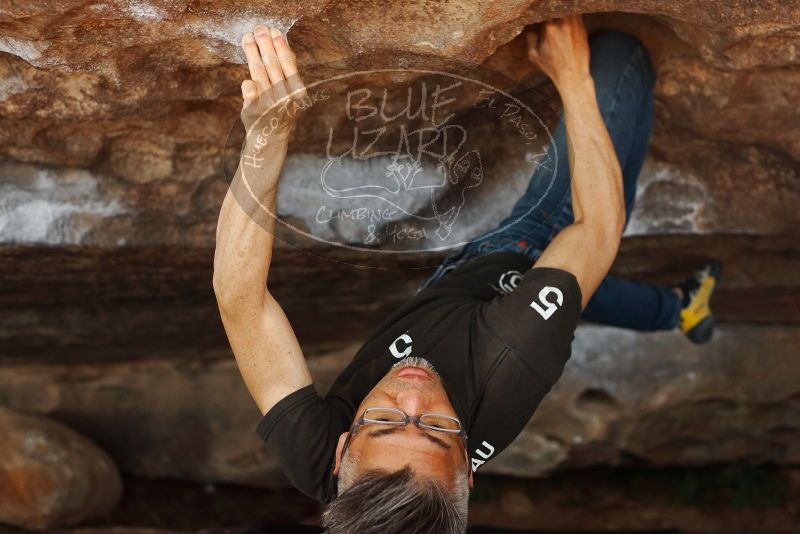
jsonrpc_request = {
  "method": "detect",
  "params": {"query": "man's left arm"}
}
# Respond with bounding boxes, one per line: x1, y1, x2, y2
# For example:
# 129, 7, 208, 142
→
527, 16, 626, 309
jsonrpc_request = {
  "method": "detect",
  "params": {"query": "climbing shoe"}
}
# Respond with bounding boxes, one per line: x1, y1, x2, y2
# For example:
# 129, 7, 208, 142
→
678, 261, 722, 344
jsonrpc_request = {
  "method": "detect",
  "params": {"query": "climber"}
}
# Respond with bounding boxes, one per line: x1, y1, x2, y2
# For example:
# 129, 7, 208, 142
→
212, 16, 721, 534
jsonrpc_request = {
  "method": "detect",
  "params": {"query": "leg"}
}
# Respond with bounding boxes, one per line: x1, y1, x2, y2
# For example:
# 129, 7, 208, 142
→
581, 276, 681, 331
550, 32, 682, 330
419, 31, 651, 292
578, 33, 682, 331
499, 30, 659, 249
420, 32, 680, 332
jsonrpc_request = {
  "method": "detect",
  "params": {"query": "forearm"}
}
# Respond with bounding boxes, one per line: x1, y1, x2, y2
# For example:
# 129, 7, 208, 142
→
557, 73, 625, 234
213, 139, 288, 311
214, 139, 313, 414
211, 25, 313, 416
533, 73, 626, 308
527, 16, 626, 308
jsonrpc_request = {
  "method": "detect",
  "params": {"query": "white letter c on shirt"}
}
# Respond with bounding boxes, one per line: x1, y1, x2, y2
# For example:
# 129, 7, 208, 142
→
389, 333, 413, 359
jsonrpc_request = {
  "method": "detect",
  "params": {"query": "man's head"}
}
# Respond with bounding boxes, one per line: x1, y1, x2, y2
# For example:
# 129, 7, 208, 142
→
323, 357, 472, 533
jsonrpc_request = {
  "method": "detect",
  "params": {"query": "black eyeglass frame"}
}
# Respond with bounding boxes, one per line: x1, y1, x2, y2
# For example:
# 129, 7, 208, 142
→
338, 407, 471, 478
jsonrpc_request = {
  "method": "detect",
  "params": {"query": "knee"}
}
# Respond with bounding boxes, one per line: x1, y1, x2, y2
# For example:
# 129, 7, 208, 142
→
590, 31, 656, 88
590, 30, 645, 57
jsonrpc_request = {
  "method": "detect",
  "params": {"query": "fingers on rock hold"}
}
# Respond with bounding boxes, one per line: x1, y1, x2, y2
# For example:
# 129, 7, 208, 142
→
254, 25, 285, 84
241, 80, 258, 108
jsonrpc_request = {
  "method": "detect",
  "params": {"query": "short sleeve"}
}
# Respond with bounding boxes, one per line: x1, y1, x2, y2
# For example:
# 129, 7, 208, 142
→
256, 384, 351, 503
465, 348, 552, 473
481, 267, 582, 385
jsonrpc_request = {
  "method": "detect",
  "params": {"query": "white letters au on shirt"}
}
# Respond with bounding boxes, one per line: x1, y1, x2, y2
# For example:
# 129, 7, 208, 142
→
470, 441, 496, 472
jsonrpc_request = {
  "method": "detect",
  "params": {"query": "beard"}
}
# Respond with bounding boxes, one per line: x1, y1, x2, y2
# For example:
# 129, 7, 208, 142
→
390, 356, 441, 379
384, 356, 445, 395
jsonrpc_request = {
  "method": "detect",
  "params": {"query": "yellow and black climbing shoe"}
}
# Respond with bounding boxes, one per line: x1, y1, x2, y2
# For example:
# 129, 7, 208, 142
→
678, 261, 722, 344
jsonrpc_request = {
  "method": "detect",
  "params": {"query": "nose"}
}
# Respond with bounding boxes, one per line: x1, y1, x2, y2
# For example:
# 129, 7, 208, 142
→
395, 388, 427, 415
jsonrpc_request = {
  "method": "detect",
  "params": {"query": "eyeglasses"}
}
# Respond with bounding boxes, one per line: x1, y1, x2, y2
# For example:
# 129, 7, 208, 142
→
339, 407, 471, 477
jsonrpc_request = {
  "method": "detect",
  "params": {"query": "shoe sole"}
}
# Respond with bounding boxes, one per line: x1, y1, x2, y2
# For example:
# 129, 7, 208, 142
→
687, 314, 715, 344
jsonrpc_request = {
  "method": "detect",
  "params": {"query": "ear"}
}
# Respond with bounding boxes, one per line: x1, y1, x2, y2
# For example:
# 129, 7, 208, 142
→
332, 431, 349, 476
468, 467, 474, 489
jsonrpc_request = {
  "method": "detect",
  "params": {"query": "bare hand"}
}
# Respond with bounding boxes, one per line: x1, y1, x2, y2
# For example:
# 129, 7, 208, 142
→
526, 15, 590, 89
240, 25, 307, 145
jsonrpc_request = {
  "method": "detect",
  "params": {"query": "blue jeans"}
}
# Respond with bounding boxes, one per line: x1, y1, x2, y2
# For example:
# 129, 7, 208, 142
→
418, 31, 681, 332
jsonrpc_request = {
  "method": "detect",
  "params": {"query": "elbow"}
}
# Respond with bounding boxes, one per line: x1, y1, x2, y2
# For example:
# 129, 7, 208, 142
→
577, 205, 625, 246
599, 217, 624, 256
213, 270, 247, 318
605, 227, 623, 257
213, 269, 268, 319
213, 247, 248, 316
584, 213, 624, 256
213, 271, 237, 315
603, 197, 626, 243
612, 209, 626, 239
213, 249, 256, 315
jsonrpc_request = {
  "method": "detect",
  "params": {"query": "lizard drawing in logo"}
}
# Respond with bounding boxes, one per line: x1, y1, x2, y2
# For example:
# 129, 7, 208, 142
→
320, 126, 484, 241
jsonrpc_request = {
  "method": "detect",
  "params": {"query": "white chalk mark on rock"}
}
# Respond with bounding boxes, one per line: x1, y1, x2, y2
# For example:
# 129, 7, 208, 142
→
0, 36, 48, 64
0, 168, 125, 245
184, 15, 299, 64
121, 0, 167, 21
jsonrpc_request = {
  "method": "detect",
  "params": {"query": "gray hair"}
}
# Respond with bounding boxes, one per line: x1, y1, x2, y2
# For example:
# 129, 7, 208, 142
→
323, 452, 469, 534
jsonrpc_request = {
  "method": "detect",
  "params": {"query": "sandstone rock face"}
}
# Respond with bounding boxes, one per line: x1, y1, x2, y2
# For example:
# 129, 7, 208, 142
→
0, 408, 123, 530
0, 0, 799, 500
0, 1, 797, 246
0, 325, 797, 487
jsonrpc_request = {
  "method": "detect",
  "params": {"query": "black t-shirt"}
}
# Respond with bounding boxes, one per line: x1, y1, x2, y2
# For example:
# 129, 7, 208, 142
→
256, 251, 582, 503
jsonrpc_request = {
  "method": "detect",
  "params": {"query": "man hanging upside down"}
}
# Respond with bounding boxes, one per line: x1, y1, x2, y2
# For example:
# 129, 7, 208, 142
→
213, 15, 721, 534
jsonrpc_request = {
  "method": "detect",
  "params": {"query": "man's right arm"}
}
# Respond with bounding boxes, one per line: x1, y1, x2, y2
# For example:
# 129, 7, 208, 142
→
213, 25, 312, 416
526, 16, 626, 309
